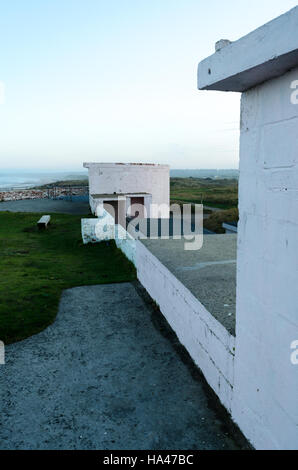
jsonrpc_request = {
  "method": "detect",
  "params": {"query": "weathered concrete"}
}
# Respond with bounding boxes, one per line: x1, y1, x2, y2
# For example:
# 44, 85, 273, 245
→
0, 199, 90, 215
0, 283, 245, 450
232, 65, 298, 450
198, 6, 298, 450
198, 6, 298, 92
136, 239, 236, 412
141, 235, 236, 335
84, 163, 170, 218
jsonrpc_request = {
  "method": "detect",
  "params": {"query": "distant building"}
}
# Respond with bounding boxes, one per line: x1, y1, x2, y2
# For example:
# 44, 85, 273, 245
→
83, 162, 170, 224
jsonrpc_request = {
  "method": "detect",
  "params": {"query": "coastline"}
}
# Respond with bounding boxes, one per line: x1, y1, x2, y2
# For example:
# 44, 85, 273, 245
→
0, 184, 88, 202
0, 189, 49, 202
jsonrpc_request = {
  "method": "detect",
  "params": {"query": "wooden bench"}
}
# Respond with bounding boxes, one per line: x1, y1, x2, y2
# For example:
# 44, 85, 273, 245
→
37, 215, 51, 230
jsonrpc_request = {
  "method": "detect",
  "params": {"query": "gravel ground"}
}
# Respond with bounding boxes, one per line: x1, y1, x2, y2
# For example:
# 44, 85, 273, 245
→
0, 282, 246, 450
0, 198, 90, 215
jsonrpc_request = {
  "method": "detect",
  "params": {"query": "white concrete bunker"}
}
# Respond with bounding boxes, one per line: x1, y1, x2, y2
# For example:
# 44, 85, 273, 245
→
198, 6, 298, 450
84, 162, 170, 223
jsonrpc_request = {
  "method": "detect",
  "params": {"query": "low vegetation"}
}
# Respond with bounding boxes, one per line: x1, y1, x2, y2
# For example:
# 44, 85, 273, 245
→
0, 212, 136, 344
35, 179, 88, 189
204, 207, 239, 234
0, 176, 239, 342
170, 177, 238, 210
36, 176, 239, 211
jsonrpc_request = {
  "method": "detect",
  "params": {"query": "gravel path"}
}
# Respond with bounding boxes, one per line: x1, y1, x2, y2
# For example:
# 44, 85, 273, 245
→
0, 282, 244, 450
0, 198, 90, 215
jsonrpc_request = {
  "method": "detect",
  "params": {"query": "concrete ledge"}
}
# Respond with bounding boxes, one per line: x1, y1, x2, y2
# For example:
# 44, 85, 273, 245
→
141, 236, 236, 335
198, 6, 298, 92
223, 222, 238, 234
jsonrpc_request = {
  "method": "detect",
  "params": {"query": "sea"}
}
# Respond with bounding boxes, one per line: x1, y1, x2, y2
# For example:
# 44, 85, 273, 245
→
0, 171, 88, 191
0, 169, 239, 191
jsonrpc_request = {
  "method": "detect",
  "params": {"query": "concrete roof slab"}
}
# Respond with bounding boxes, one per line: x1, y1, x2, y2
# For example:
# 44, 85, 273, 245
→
198, 6, 298, 92
84, 162, 169, 169
141, 234, 237, 335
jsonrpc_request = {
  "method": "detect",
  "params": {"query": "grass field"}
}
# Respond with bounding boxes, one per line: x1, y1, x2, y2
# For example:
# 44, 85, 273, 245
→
35, 179, 89, 189
0, 212, 136, 344
170, 177, 238, 210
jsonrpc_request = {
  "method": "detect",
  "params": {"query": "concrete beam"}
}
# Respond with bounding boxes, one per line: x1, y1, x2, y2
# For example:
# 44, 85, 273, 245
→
197, 6, 298, 92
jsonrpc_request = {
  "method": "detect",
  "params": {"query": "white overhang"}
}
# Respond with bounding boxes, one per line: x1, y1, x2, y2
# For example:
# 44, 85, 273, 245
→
197, 6, 298, 92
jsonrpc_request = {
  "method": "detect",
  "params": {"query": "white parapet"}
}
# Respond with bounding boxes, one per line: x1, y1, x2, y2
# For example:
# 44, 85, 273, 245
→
114, 225, 136, 266
81, 210, 115, 244
136, 240, 235, 412
81, 210, 137, 267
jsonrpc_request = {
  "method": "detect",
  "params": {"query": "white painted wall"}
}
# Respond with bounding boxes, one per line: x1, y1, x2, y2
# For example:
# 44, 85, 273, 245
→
136, 240, 235, 412
232, 67, 298, 450
115, 225, 137, 266
84, 163, 170, 218
81, 211, 115, 244
198, 6, 298, 449
81, 210, 137, 265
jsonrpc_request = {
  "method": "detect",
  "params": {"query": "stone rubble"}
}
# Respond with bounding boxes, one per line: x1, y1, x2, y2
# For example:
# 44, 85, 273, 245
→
0, 187, 87, 202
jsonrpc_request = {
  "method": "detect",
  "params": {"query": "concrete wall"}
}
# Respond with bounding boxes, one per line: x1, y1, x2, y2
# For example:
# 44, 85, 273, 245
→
81, 212, 115, 244
232, 67, 298, 450
136, 240, 235, 412
89, 195, 98, 215
81, 211, 137, 265
84, 163, 170, 218
197, 7, 298, 449
115, 225, 137, 266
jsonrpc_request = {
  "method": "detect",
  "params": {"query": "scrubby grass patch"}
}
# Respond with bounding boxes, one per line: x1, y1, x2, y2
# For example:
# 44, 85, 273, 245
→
204, 208, 239, 234
0, 212, 136, 344
170, 177, 238, 210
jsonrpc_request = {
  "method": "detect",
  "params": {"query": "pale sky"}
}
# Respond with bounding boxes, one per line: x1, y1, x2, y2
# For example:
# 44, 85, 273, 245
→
0, 0, 297, 170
